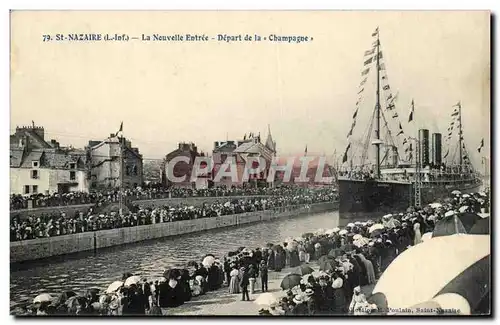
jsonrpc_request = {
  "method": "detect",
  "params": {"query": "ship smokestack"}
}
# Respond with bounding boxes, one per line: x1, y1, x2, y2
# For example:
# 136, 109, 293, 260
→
418, 129, 430, 167
431, 133, 442, 166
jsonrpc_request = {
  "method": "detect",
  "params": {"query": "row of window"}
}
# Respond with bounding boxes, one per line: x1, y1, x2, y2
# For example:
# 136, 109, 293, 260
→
30, 170, 77, 180
24, 185, 38, 194
31, 161, 77, 169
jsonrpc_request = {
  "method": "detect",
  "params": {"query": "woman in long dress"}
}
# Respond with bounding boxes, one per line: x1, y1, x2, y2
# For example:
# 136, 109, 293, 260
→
413, 222, 423, 245
229, 267, 240, 294
357, 253, 376, 285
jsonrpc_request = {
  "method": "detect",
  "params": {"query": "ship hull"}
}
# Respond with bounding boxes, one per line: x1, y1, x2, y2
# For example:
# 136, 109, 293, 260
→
338, 178, 482, 224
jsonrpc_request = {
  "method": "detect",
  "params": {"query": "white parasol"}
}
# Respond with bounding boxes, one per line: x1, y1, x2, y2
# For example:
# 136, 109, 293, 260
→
369, 224, 385, 233
338, 229, 349, 236
372, 234, 489, 311
459, 206, 469, 213
429, 203, 442, 209
353, 237, 371, 247
33, 293, 52, 304
202, 255, 215, 267
451, 190, 461, 195
105, 281, 124, 294
353, 234, 363, 241
332, 227, 341, 233
124, 275, 142, 287
254, 292, 277, 306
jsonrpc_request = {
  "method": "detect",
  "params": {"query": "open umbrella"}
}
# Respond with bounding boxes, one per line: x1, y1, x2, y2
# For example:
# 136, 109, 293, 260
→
370, 234, 490, 313
384, 219, 401, 229
327, 248, 344, 258
451, 190, 461, 195
469, 217, 490, 235
202, 256, 215, 267
429, 202, 442, 209
33, 293, 52, 304
369, 224, 385, 233
324, 229, 335, 235
339, 229, 348, 236
292, 265, 314, 276
433, 213, 482, 238
353, 237, 371, 247
124, 275, 142, 287
280, 274, 302, 290
254, 292, 277, 306
106, 281, 123, 294
302, 232, 314, 238
353, 234, 363, 241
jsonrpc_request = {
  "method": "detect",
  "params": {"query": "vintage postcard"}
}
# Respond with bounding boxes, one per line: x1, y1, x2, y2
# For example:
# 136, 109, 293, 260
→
9, 11, 490, 316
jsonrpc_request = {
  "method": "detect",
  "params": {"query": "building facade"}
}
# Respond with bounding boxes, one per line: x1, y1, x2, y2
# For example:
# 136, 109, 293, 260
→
162, 142, 210, 189
87, 134, 144, 189
10, 125, 88, 195
212, 127, 277, 188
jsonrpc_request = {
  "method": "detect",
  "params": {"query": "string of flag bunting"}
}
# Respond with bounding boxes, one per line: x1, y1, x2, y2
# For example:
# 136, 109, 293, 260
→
343, 27, 380, 163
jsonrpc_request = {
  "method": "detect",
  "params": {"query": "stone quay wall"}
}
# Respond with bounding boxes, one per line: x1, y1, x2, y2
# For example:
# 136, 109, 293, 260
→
10, 201, 337, 263
10, 195, 270, 219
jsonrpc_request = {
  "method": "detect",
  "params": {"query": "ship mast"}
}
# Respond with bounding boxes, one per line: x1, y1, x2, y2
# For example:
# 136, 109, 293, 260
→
458, 102, 463, 172
374, 30, 381, 178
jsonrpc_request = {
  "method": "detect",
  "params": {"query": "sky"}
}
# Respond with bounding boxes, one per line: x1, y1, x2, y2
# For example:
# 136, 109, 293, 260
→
10, 11, 490, 169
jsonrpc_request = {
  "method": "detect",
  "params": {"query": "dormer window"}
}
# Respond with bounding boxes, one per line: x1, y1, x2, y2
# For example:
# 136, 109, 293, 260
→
32, 161, 39, 168
70, 163, 76, 169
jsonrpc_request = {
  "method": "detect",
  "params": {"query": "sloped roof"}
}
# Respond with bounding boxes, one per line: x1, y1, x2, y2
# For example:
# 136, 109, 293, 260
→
20, 150, 44, 168
10, 149, 24, 167
214, 142, 236, 153
234, 141, 274, 161
41, 151, 71, 168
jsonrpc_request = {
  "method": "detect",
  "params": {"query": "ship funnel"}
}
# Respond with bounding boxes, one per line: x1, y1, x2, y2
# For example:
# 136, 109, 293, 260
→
418, 129, 430, 167
431, 133, 442, 166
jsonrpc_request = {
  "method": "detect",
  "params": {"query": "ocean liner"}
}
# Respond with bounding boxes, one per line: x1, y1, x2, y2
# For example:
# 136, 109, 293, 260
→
337, 28, 483, 218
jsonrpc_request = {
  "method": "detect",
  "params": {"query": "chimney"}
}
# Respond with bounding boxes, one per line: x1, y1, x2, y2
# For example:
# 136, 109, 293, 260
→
50, 139, 60, 149
418, 129, 430, 167
431, 133, 442, 165
214, 141, 219, 149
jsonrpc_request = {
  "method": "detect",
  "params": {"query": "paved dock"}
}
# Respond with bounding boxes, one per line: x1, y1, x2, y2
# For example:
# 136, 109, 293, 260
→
168, 262, 375, 316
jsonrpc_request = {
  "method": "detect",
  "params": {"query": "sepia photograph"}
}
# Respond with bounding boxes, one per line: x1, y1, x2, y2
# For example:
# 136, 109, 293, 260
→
9, 10, 491, 317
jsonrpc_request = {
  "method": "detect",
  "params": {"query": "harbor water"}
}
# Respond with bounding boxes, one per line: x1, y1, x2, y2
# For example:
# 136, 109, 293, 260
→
10, 210, 340, 310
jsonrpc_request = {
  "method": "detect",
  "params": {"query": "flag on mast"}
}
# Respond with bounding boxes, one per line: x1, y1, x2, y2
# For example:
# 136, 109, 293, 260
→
304, 145, 308, 156
116, 122, 123, 135
342, 143, 351, 163
372, 27, 379, 37
397, 122, 404, 136
477, 138, 484, 153
408, 100, 414, 122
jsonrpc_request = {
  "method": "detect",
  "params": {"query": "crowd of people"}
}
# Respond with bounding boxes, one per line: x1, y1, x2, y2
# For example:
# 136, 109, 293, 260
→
14, 188, 489, 316
10, 189, 336, 242
258, 189, 489, 316
10, 185, 325, 210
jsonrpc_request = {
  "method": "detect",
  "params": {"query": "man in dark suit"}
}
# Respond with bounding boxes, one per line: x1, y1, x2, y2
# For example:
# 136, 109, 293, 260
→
239, 267, 250, 301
